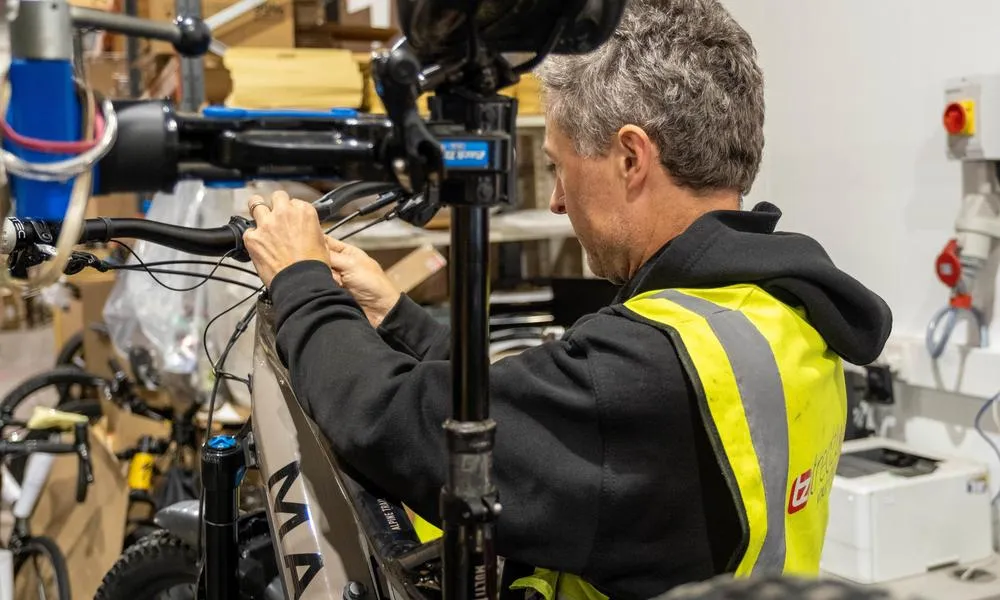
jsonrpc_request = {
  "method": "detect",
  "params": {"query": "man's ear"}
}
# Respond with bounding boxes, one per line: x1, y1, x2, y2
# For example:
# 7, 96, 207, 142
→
616, 125, 654, 190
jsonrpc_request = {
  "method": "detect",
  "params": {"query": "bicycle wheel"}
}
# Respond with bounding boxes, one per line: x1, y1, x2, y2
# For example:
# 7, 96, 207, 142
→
54, 324, 110, 371
658, 574, 910, 600
94, 530, 198, 600
0, 367, 108, 482
13, 535, 72, 600
0, 367, 107, 418
54, 331, 85, 370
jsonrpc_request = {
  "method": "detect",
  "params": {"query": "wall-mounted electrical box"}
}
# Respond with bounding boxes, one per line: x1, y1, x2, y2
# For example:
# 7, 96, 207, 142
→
945, 75, 1000, 160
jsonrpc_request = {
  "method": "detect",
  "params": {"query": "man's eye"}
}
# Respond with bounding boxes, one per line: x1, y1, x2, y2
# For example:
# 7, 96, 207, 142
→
545, 163, 557, 174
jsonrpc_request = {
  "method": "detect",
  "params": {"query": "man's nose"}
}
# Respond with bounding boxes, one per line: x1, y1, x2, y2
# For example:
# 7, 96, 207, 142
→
549, 190, 566, 215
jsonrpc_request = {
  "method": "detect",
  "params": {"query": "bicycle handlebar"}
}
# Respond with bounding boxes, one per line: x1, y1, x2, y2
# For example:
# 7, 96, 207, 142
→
2, 215, 253, 260
0, 422, 94, 503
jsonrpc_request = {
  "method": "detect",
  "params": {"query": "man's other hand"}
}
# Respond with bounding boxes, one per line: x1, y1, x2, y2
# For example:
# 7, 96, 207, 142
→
326, 237, 401, 327
243, 191, 331, 287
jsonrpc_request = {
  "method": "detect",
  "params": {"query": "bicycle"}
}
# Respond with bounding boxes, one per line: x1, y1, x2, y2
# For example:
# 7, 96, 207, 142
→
0, 358, 214, 550
0, 404, 96, 600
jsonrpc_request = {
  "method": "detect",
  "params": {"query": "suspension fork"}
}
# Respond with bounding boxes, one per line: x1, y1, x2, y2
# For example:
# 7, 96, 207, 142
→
200, 435, 245, 600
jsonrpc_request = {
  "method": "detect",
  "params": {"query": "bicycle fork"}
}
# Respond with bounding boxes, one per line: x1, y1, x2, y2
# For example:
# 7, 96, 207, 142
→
200, 435, 245, 600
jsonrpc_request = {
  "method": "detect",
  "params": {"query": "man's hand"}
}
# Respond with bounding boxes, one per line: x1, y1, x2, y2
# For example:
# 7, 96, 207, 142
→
243, 190, 331, 287
326, 237, 401, 327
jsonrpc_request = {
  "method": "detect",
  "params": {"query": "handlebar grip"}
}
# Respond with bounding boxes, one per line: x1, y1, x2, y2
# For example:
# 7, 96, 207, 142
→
74, 423, 94, 503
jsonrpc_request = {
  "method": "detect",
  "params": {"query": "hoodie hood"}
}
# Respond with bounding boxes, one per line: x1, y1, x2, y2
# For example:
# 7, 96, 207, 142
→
616, 201, 893, 365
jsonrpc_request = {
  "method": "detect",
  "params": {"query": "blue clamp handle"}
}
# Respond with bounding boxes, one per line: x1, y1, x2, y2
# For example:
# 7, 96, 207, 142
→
202, 106, 360, 119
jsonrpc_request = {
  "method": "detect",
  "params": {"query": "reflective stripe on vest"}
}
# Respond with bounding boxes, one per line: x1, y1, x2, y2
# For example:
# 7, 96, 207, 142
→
653, 288, 790, 573
625, 285, 846, 576
404, 505, 443, 543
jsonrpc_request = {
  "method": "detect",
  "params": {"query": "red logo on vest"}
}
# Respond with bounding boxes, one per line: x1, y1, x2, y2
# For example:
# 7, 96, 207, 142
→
787, 469, 812, 515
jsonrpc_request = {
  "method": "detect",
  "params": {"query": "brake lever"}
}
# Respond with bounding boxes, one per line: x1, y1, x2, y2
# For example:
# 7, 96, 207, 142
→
63, 251, 104, 275
7, 245, 50, 278
396, 192, 441, 228
73, 422, 94, 503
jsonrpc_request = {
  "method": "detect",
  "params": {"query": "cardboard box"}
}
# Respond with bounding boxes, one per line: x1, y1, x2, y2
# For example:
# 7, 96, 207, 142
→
295, 0, 398, 51
367, 247, 448, 305
148, 0, 295, 53
295, 21, 397, 52
85, 193, 142, 220
385, 244, 447, 294
333, 0, 397, 30
84, 52, 161, 99
20, 425, 129, 600
294, 0, 323, 28
55, 269, 118, 379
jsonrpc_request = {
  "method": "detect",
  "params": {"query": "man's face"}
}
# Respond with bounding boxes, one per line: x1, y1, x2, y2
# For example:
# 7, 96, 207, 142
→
544, 120, 631, 284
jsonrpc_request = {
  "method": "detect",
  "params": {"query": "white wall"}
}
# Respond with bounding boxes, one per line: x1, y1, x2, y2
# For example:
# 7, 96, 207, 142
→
718, 0, 1000, 516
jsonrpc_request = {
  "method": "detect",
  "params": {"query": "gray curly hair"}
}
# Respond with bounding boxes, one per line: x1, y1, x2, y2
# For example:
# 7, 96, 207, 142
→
535, 0, 765, 195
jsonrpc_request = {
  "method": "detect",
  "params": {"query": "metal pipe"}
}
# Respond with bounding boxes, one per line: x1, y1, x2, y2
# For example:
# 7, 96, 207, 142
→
443, 203, 498, 600
450, 204, 491, 422
71, 6, 180, 44
124, 0, 142, 98
70, 6, 211, 58
11, 0, 74, 60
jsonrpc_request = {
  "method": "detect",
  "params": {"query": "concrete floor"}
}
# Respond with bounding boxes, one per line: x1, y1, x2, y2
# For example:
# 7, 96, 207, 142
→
0, 326, 55, 398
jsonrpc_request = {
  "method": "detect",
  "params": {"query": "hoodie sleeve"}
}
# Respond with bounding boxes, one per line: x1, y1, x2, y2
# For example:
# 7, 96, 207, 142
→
268, 260, 603, 574
376, 293, 450, 360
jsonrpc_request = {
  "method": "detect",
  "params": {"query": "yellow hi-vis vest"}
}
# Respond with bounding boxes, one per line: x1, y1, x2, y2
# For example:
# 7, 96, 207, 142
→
413, 284, 848, 600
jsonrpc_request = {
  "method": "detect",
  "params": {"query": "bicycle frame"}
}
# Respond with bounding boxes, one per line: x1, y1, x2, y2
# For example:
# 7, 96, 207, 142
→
241, 296, 429, 600
0, 451, 57, 600
0, 418, 87, 600
1, 452, 58, 600
0, 414, 93, 600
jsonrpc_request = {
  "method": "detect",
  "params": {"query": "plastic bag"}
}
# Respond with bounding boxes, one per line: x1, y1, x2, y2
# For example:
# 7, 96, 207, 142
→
200, 182, 323, 408
103, 181, 322, 408
103, 180, 212, 379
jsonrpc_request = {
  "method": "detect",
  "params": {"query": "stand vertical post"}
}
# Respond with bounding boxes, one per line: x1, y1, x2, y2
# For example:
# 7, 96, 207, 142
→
443, 202, 497, 600
450, 204, 491, 421
433, 88, 517, 600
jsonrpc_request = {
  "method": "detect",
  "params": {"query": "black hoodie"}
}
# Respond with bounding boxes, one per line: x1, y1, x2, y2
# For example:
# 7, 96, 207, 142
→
269, 202, 893, 600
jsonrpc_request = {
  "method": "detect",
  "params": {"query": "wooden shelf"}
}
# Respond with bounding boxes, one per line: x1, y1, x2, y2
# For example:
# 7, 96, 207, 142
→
343, 209, 574, 252
517, 115, 546, 129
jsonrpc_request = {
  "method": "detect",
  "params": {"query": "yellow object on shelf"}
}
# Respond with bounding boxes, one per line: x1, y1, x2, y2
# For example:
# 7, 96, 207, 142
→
516, 72, 543, 115
225, 47, 364, 110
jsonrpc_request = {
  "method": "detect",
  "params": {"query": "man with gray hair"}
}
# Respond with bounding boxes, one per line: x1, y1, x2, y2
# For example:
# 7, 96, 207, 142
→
242, 0, 894, 598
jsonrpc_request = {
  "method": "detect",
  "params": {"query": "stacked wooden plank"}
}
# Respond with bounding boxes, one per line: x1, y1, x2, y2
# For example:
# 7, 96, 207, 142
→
224, 47, 364, 109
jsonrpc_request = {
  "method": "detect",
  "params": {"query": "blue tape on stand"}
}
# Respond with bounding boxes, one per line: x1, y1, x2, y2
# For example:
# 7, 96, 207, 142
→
204, 181, 250, 189
6, 59, 82, 220
202, 106, 359, 120
441, 140, 491, 169
204, 175, 315, 189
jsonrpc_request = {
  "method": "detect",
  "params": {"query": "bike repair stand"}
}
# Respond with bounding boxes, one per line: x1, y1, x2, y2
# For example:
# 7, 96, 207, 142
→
374, 40, 519, 600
